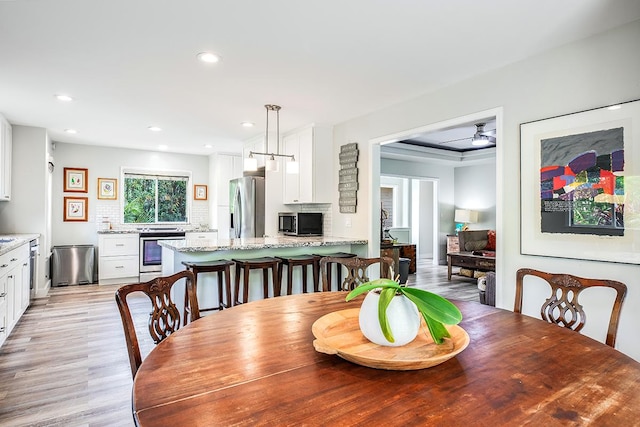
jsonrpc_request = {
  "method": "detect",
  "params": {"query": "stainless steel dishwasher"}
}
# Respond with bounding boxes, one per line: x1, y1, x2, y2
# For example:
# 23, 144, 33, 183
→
51, 245, 95, 286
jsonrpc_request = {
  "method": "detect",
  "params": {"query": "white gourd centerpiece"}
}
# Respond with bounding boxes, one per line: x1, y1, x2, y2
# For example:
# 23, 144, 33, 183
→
346, 278, 463, 347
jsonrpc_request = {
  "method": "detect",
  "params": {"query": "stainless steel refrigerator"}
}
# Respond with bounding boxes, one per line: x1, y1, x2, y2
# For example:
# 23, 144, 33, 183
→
229, 176, 265, 238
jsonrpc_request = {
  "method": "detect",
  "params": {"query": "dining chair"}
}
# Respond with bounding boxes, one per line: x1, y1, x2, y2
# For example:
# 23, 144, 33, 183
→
115, 270, 199, 378
514, 268, 627, 347
319, 256, 394, 292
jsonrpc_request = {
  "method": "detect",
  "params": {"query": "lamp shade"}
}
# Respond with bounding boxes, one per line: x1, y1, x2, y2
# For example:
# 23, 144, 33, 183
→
454, 209, 478, 223
286, 159, 299, 174
244, 156, 258, 172
265, 155, 279, 172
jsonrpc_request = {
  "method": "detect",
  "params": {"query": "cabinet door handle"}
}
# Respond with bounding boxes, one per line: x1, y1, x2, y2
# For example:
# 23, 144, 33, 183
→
115, 244, 125, 247
115, 266, 124, 269
23, 263, 28, 267
10, 258, 17, 262
0, 327, 5, 332
8, 275, 13, 279
0, 264, 7, 268
0, 293, 6, 298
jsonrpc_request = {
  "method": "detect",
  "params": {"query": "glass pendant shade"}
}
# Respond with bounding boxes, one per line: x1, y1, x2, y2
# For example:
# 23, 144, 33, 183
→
265, 155, 279, 172
286, 159, 299, 174
244, 156, 258, 171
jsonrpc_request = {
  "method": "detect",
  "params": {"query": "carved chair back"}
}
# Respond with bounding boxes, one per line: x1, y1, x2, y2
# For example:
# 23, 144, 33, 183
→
320, 256, 394, 292
115, 270, 199, 378
514, 268, 627, 347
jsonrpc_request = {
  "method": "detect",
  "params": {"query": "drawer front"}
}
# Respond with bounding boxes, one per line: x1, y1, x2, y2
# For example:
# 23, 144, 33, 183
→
99, 256, 139, 279
100, 235, 139, 256
451, 255, 495, 270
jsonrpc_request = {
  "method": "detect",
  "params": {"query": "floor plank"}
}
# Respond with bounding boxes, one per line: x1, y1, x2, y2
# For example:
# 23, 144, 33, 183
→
0, 262, 480, 426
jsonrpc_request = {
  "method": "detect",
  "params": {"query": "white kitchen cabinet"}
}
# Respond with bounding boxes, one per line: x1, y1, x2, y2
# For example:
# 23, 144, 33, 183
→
282, 125, 332, 204
0, 114, 12, 201
98, 234, 139, 285
215, 154, 242, 206
0, 242, 29, 347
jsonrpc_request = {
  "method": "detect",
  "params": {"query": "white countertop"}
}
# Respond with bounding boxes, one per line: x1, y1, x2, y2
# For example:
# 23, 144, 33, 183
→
0, 234, 40, 256
159, 236, 368, 252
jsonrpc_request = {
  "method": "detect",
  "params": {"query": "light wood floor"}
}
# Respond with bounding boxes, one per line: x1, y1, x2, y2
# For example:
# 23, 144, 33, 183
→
0, 262, 480, 426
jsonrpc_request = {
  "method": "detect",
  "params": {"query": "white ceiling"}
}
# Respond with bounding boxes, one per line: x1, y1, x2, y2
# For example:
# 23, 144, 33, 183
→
1, 0, 640, 156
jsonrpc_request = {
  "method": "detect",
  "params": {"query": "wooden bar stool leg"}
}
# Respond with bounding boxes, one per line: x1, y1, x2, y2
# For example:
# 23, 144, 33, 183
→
216, 271, 224, 309
313, 260, 320, 292
302, 264, 308, 293
243, 266, 250, 304
234, 265, 242, 305
287, 264, 294, 295
272, 264, 279, 299
262, 268, 269, 299
276, 262, 284, 297
224, 264, 232, 308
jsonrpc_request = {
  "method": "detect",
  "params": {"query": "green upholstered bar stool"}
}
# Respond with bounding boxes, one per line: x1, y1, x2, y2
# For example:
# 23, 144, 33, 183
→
232, 257, 282, 305
181, 260, 234, 317
314, 252, 356, 292
276, 255, 320, 295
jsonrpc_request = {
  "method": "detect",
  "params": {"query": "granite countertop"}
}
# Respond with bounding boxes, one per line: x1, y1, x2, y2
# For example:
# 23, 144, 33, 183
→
0, 234, 40, 256
159, 236, 368, 252
98, 228, 217, 234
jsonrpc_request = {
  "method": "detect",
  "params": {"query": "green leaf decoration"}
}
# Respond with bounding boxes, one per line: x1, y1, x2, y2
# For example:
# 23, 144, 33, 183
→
402, 288, 462, 324
346, 278, 462, 345
378, 288, 397, 342
422, 313, 451, 344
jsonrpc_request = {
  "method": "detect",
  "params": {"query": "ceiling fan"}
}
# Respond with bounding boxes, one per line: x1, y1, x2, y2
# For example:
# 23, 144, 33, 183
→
438, 123, 497, 146
470, 123, 496, 146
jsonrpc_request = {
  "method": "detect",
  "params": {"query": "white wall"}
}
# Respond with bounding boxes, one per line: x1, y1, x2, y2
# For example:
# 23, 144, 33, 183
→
454, 160, 497, 230
418, 180, 434, 259
51, 142, 210, 246
332, 20, 640, 360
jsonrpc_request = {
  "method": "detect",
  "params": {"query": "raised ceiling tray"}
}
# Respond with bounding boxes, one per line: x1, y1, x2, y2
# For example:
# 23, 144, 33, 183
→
312, 308, 469, 370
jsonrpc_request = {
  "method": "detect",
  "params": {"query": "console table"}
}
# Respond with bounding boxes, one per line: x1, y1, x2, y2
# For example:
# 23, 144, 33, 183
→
447, 252, 495, 280
380, 243, 416, 274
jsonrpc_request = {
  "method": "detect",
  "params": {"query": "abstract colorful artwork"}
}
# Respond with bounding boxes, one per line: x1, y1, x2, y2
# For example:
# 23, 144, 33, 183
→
520, 98, 640, 265
539, 127, 624, 236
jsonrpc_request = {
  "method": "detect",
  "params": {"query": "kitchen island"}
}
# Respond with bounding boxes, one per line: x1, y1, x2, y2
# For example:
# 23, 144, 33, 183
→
160, 235, 368, 305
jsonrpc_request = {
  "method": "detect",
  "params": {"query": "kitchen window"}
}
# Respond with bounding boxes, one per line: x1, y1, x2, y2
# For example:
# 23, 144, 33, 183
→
123, 170, 189, 224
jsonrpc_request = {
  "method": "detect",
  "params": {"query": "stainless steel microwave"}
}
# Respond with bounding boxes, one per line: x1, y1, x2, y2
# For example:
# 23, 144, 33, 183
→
278, 212, 323, 236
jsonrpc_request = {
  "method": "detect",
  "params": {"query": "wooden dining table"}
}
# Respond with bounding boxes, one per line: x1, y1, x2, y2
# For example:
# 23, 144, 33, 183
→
132, 292, 640, 426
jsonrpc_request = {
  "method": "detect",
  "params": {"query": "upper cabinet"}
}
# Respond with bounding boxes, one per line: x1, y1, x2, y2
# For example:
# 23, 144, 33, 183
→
0, 114, 12, 201
282, 125, 332, 204
215, 154, 243, 207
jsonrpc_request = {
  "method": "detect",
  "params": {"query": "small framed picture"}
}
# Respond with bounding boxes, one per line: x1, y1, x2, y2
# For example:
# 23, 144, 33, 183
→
97, 178, 117, 200
64, 196, 88, 222
64, 167, 88, 193
194, 184, 208, 200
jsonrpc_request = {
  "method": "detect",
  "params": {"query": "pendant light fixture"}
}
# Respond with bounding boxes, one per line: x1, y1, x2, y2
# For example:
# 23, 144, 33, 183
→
243, 104, 298, 173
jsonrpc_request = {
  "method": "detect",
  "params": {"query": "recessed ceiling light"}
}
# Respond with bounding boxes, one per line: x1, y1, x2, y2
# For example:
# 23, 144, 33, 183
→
158, 145, 168, 151
64, 129, 77, 134
55, 94, 73, 102
607, 105, 621, 110
241, 122, 255, 128
148, 126, 162, 132
203, 144, 213, 149
197, 52, 221, 64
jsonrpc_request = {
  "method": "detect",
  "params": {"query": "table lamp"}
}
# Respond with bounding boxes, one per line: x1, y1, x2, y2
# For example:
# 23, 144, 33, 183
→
455, 209, 478, 233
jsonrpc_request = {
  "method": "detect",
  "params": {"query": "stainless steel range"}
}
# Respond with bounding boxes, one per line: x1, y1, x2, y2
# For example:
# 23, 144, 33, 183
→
139, 229, 185, 282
